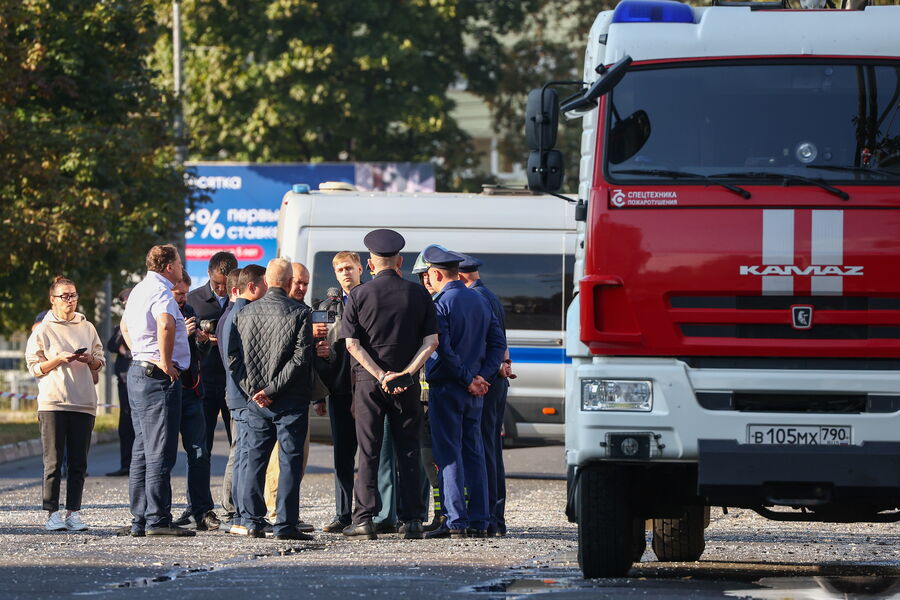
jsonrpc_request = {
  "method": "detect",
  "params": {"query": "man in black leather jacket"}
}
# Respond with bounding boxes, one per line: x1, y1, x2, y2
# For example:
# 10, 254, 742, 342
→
227, 258, 314, 541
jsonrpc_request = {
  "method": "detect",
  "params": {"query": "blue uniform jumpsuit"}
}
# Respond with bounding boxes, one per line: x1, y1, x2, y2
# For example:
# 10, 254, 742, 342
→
426, 280, 505, 531
470, 279, 510, 534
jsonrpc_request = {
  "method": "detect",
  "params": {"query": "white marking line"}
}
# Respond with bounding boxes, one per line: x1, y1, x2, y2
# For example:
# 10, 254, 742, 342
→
811, 210, 843, 296
762, 209, 794, 296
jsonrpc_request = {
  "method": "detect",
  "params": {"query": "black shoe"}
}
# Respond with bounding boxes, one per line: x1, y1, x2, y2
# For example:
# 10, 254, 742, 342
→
323, 519, 350, 533
172, 511, 192, 527
115, 525, 144, 537
425, 523, 467, 539
342, 521, 377, 540
274, 529, 314, 541
467, 528, 487, 538
423, 514, 445, 533
246, 527, 267, 538
195, 511, 221, 531
373, 521, 398, 534
105, 468, 129, 477
401, 520, 424, 540
146, 525, 196, 537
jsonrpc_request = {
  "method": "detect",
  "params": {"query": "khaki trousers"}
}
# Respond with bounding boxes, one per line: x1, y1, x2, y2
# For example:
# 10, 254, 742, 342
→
264, 426, 311, 518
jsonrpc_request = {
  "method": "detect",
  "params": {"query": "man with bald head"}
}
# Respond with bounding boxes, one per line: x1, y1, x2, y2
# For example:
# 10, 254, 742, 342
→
228, 258, 315, 541
263, 261, 325, 532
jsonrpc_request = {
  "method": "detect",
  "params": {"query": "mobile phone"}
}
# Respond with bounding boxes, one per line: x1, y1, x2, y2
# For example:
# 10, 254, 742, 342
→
385, 372, 416, 391
74, 347, 87, 355
311, 310, 336, 324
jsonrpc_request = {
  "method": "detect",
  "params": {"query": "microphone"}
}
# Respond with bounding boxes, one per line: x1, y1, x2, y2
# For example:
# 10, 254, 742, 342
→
326, 287, 342, 300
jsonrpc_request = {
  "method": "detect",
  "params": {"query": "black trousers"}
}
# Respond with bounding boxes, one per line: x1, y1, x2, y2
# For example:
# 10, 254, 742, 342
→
202, 383, 231, 454
352, 379, 423, 524
116, 378, 135, 470
328, 393, 357, 523
38, 411, 95, 512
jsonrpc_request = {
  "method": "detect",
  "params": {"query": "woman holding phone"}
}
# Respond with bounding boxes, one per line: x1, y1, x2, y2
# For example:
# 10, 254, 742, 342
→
25, 276, 105, 531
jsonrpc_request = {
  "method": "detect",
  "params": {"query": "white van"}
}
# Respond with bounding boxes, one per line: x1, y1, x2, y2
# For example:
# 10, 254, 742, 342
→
276, 185, 576, 445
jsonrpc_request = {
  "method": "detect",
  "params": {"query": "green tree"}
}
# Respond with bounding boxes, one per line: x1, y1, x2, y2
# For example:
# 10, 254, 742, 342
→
150, 0, 538, 190
0, 0, 197, 335
489, 1, 612, 194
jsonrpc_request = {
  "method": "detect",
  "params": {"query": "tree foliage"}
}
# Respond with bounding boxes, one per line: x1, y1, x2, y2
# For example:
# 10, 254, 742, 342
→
0, 0, 196, 335
150, 0, 541, 189
489, 0, 614, 194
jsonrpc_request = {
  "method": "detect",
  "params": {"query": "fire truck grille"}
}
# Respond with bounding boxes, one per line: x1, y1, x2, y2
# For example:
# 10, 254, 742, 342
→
680, 324, 900, 340
696, 392, 900, 413
671, 296, 900, 340
670, 296, 900, 311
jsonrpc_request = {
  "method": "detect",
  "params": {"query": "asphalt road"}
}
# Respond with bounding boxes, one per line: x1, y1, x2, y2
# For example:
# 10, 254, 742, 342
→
0, 426, 897, 599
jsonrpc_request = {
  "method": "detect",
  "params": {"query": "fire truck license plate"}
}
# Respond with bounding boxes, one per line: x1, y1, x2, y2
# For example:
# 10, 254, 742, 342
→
747, 425, 851, 445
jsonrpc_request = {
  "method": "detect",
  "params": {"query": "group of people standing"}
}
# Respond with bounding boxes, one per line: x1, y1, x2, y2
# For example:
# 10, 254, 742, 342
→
25, 227, 512, 540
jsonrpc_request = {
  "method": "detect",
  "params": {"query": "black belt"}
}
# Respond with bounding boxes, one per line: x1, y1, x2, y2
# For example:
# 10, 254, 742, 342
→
132, 360, 181, 380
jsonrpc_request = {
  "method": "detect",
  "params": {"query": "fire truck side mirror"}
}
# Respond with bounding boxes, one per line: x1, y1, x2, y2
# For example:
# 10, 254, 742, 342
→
527, 150, 564, 192
526, 88, 560, 151
560, 55, 633, 114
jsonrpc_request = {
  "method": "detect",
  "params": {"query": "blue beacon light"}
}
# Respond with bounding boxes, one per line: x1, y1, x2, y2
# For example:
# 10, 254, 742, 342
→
612, 0, 695, 24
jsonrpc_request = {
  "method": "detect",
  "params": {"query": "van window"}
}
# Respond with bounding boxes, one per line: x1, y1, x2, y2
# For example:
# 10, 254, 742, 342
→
311, 252, 574, 331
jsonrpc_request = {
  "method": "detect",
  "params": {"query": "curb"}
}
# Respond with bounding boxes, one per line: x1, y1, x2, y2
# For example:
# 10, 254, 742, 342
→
0, 430, 118, 465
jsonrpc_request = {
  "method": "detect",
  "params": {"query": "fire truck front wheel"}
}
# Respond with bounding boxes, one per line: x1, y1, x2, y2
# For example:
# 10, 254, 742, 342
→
577, 464, 636, 578
651, 505, 707, 562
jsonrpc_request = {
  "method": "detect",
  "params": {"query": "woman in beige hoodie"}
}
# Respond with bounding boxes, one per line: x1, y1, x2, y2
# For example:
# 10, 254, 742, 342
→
25, 276, 105, 532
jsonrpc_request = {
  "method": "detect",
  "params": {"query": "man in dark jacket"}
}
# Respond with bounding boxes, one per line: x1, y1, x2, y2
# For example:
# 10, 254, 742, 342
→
218, 265, 266, 535
339, 229, 439, 541
228, 258, 314, 541
314, 251, 363, 532
172, 272, 219, 530
187, 251, 237, 455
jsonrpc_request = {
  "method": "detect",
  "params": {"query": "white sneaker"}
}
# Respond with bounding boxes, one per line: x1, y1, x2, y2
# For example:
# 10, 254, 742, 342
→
65, 511, 88, 531
45, 511, 67, 531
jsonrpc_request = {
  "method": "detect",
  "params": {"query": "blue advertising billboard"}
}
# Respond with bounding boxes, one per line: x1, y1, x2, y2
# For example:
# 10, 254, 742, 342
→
184, 162, 434, 288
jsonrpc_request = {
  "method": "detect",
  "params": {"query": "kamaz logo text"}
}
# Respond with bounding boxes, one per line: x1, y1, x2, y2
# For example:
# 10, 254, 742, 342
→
740, 265, 864, 276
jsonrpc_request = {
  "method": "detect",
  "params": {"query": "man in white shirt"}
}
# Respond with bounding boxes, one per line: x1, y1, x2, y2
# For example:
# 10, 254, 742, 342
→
120, 244, 194, 537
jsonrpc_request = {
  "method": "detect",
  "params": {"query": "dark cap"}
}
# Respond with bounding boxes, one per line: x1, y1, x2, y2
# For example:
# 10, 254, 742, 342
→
422, 245, 465, 268
457, 253, 483, 273
364, 229, 405, 257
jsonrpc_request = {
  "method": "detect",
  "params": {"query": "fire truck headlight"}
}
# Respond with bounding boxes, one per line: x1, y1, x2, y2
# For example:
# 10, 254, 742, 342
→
581, 379, 652, 411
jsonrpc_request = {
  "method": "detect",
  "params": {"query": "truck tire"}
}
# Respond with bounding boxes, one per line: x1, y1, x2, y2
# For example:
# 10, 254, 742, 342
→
651, 506, 706, 562
577, 465, 635, 578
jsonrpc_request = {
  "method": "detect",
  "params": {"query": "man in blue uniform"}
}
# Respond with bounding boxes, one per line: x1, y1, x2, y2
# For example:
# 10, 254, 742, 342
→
458, 253, 513, 536
423, 246, 505, 538
340, 229, 439, 540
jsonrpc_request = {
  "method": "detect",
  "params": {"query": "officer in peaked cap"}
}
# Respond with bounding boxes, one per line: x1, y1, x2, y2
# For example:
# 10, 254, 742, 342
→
457, 252, 511, 536
423, 246, 505, 539
339, 229, 439, 540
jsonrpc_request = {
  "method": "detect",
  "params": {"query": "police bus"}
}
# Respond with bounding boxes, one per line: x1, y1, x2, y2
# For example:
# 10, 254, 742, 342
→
275, 184, 576, 446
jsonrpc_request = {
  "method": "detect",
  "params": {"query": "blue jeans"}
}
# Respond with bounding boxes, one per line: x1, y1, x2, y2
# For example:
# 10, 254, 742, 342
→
430, 382, 489, 531
180, 385, 213, 517
241, 403, 308, 535
127, 364, 182, 531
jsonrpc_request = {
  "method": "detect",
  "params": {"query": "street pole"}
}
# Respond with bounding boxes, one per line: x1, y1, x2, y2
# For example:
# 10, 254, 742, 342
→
173, 0, 185, 166
173, 0, 187, 257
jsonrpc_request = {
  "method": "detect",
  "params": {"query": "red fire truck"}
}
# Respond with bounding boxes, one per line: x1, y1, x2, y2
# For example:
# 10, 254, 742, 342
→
526, 0, 900, 578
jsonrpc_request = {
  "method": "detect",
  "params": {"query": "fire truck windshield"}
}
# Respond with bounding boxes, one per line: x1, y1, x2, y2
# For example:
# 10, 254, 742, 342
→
605, 61, 900, 183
